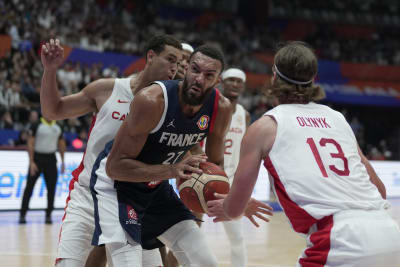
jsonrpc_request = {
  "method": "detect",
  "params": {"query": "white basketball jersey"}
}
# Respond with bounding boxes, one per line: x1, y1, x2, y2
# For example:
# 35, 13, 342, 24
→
224, 104, 246, 181
73, 78, 133, 188
264, 103, 389, 234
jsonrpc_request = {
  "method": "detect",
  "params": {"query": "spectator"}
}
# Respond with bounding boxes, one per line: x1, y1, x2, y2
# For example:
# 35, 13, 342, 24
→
15, 129, 29, 146
0, 110, 14, 129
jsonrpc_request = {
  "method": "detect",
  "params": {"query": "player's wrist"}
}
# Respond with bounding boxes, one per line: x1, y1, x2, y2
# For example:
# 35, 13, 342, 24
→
44, 67, 58, 74
166, 164, 176, 179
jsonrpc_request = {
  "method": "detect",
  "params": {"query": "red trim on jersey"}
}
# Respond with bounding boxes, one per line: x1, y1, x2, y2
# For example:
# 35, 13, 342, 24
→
299, 215, 333, 267
199, 140, 205, 148
62, 115, 97, 220
209, 89, 220, 133
264, 156, 317, 234
56, 115, 97, 264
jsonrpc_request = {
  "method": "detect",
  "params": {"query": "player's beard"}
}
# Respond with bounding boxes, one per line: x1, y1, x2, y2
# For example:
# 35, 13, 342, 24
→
181, 78, 212, 106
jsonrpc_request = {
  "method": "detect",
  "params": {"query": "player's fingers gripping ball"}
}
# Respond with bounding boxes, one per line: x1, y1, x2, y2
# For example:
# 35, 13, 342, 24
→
178, 161, 230, 213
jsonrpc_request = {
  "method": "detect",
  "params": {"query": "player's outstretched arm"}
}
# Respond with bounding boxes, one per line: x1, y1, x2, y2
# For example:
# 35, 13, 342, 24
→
208, 194, 273, 227
205, 95, 232, 168
208, 116, 276, 220
106, 84, 206, 182
358, 145, 386, 199
40, 39, 111, 120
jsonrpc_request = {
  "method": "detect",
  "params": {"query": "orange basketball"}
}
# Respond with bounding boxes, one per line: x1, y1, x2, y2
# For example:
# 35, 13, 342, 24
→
177, 161, 230, 213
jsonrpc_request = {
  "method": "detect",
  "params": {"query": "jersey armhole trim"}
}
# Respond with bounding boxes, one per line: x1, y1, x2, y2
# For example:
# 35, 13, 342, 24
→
264, 114, 279, 156
150, 81, 168, 134
209, 89, 220, 133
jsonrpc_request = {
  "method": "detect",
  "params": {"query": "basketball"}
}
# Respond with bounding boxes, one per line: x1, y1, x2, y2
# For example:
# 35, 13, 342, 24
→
177, 161, 230, 213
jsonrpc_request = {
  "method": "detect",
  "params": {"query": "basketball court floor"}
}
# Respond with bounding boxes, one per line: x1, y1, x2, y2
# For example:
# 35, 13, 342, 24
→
1, 199, 399, 267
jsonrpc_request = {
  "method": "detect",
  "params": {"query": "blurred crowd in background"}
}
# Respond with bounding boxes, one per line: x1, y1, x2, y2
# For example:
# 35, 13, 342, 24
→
0, 0, 399, 160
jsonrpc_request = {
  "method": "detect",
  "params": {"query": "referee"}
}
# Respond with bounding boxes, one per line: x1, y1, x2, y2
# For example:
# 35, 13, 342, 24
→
19, 116, 65, 224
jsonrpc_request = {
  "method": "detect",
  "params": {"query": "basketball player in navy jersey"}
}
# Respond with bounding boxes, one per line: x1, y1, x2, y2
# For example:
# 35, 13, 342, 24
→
208, 41, 400, 267
40, 35, 182, 267
104, 45, 272, 266
160, 42, 194, 267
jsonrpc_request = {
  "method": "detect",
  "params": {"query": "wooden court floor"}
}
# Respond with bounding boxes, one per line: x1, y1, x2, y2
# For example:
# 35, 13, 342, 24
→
0, 199, 399, 267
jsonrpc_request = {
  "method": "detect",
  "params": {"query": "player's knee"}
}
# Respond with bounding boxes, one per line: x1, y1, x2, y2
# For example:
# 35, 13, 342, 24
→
177, 231, 217, 267
105, 242, 142, 267
142, 248, 163, 267
228, 233, 245, 244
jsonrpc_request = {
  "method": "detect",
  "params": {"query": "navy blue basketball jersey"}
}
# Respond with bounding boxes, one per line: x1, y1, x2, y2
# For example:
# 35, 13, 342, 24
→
136, 80, 219, 165
113, 80, 220, 228
90, 80, 220, 247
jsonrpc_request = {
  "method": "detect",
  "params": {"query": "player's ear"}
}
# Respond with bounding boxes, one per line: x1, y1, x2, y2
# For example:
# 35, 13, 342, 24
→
271, 71, 277, 85
146, 50, 156, 64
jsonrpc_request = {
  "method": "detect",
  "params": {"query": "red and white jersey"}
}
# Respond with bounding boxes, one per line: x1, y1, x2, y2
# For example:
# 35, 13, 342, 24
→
73, 78, 133, 188
263, 103, 389, 234
224, 104, 246, 181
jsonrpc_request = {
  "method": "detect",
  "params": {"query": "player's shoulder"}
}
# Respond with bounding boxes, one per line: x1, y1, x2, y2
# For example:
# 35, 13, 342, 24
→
250, 115, 277, 138
133, 83, 165, 109
87, 78, 116, 90
83, 78, 116, 98
136, 82, 164, 98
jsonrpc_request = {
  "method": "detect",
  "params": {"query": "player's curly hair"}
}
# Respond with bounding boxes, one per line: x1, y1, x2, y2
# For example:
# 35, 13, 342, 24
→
265, 41, 325, 104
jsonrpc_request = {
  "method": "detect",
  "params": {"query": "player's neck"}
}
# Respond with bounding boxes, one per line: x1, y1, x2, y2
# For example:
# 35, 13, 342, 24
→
130, 71, 151, 95
180, 101, 203, 118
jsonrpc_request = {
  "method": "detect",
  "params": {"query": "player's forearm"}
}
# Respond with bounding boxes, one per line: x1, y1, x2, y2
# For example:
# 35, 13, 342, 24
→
40, 69, 62, 120
106, 157, 174, 182
224, 154, 260, 218
223, 186, 250, 219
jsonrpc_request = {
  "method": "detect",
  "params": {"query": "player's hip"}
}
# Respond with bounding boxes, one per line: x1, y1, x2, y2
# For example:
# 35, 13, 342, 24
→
298, 209, 400, 266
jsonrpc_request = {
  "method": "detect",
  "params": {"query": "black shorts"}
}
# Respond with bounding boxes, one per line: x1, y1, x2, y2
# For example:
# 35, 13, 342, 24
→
115, 180, 196, 249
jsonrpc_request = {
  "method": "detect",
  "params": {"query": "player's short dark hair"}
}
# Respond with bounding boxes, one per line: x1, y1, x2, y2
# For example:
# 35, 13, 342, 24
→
190, 44, 225, 73
144, 35, 182, 56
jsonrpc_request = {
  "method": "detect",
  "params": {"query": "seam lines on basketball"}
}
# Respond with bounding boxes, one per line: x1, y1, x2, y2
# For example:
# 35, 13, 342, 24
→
178, 174, 228, 213
178, 174, 228, 188
193, 173, 209, 212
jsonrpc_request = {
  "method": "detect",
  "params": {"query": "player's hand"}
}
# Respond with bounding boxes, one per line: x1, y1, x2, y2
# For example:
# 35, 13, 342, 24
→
244, 198, 273, 227
206, 196, 230, 222
29, 162, 38, 176
207, 194, 273, 226
172, 154, 207, 180
41, 39, 64, 71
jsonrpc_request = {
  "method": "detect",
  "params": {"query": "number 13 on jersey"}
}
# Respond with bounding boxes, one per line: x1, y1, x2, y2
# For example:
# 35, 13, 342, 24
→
306, 137, 350, 178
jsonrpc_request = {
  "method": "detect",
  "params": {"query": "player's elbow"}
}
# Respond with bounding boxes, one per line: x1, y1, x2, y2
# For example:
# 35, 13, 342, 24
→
105, 156, 118, 180
41, 108, 59, 121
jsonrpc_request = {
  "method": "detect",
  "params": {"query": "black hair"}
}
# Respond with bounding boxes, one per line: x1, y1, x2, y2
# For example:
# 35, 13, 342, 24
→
189, 44, 225, 73
144, 35, 182, 57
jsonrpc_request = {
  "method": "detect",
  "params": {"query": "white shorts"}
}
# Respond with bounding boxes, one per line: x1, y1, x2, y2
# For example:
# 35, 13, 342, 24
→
297, 209, 400, 267
57, 181, 96, 261
57, 180, 162, 266
91, 157, 133, 246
